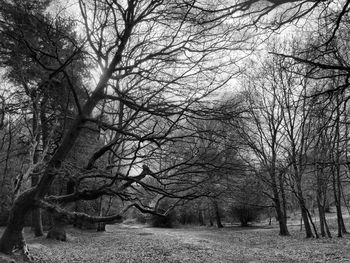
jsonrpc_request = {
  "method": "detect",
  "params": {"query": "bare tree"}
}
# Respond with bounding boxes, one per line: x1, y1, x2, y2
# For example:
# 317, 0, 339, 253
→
0, 0, 341, 258
236, 53, 291, 236
0, 0, 253, 257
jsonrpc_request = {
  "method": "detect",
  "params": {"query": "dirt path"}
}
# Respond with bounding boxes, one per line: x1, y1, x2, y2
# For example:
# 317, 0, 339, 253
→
4, 224, 350, 262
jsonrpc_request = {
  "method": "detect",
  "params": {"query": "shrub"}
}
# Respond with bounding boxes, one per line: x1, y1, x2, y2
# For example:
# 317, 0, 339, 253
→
230, 205, 261, 226
150, 212, 176, 228
134, 211, 148, 224
150, 199, 177, 228
178, 208, 197, 225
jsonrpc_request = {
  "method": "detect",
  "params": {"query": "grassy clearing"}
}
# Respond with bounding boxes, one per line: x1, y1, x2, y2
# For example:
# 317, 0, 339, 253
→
2, 220, 350, 263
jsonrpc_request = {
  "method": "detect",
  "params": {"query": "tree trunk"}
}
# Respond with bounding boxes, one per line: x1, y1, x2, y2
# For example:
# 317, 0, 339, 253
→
296, 180, 314, 238
332, 166, 346, 237
301, 205, 314, 238
273, 201, 289, 236
96, 197, 106, 232
324, 214, 332, 238
198, 208, 204, 226
31, 208, 44, 237
335, 202, 347, 236
29, 92, 44, 237
333, 99, 347, 237
0, 190, 34, 254
317, 194, 326, 237
212, 200, 223, 228
30, 170, 43, 237
207, 203, 213, 226
315, 162, 331, 238
0, 26, 131, 253
278, 170, 290, 236
270, 170, 289, 236
337, 177, 347, 235
306, 207, 319, 238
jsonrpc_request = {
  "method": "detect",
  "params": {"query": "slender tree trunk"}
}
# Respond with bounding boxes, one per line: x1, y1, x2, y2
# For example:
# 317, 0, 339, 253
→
209, 214, 213, 226
97, 197, 105, 232
324, 214, 332, 238
30, 97, 44, 237
279, 171, 290, 236
335, 201, 347, 236
337, 175, 347, 234
271, 171, 289, 236
31, 173, 43, 237
268, 207, 272, 225
316, 164, 331, 238
333, 97, 347, 236
317, 194, 326, 237
332, 167, 345, 237
300, 205, 313, 238
296, 182, 313, 238
306, 207, 319, 238
314, 168, 330, 240
198, 208, 204, 226
207, 202, 213, 226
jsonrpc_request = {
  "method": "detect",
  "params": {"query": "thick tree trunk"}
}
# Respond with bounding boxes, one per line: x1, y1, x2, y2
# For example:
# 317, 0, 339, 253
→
0, 190, 34, 254
278, 212, 289, 236
31, 208, 44, 237
30, 168, 43, 237
0, 28, 129, 254
212, 200, 223, 228
273, 200, 289, 236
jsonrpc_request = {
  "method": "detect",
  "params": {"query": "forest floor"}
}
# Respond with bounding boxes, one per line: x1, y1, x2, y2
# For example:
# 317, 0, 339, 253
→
2, 217, 350, 263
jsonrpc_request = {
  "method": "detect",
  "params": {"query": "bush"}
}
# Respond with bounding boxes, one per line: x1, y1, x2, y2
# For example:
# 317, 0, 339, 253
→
178, 208, 197, 225
150, 200, 177, 228
134, 211, 148, 224
150, 212, 176, 228
230, 205, 261, 226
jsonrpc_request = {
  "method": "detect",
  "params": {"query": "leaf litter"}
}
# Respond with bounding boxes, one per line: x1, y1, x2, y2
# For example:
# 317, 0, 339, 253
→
2, 224, 350, 262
